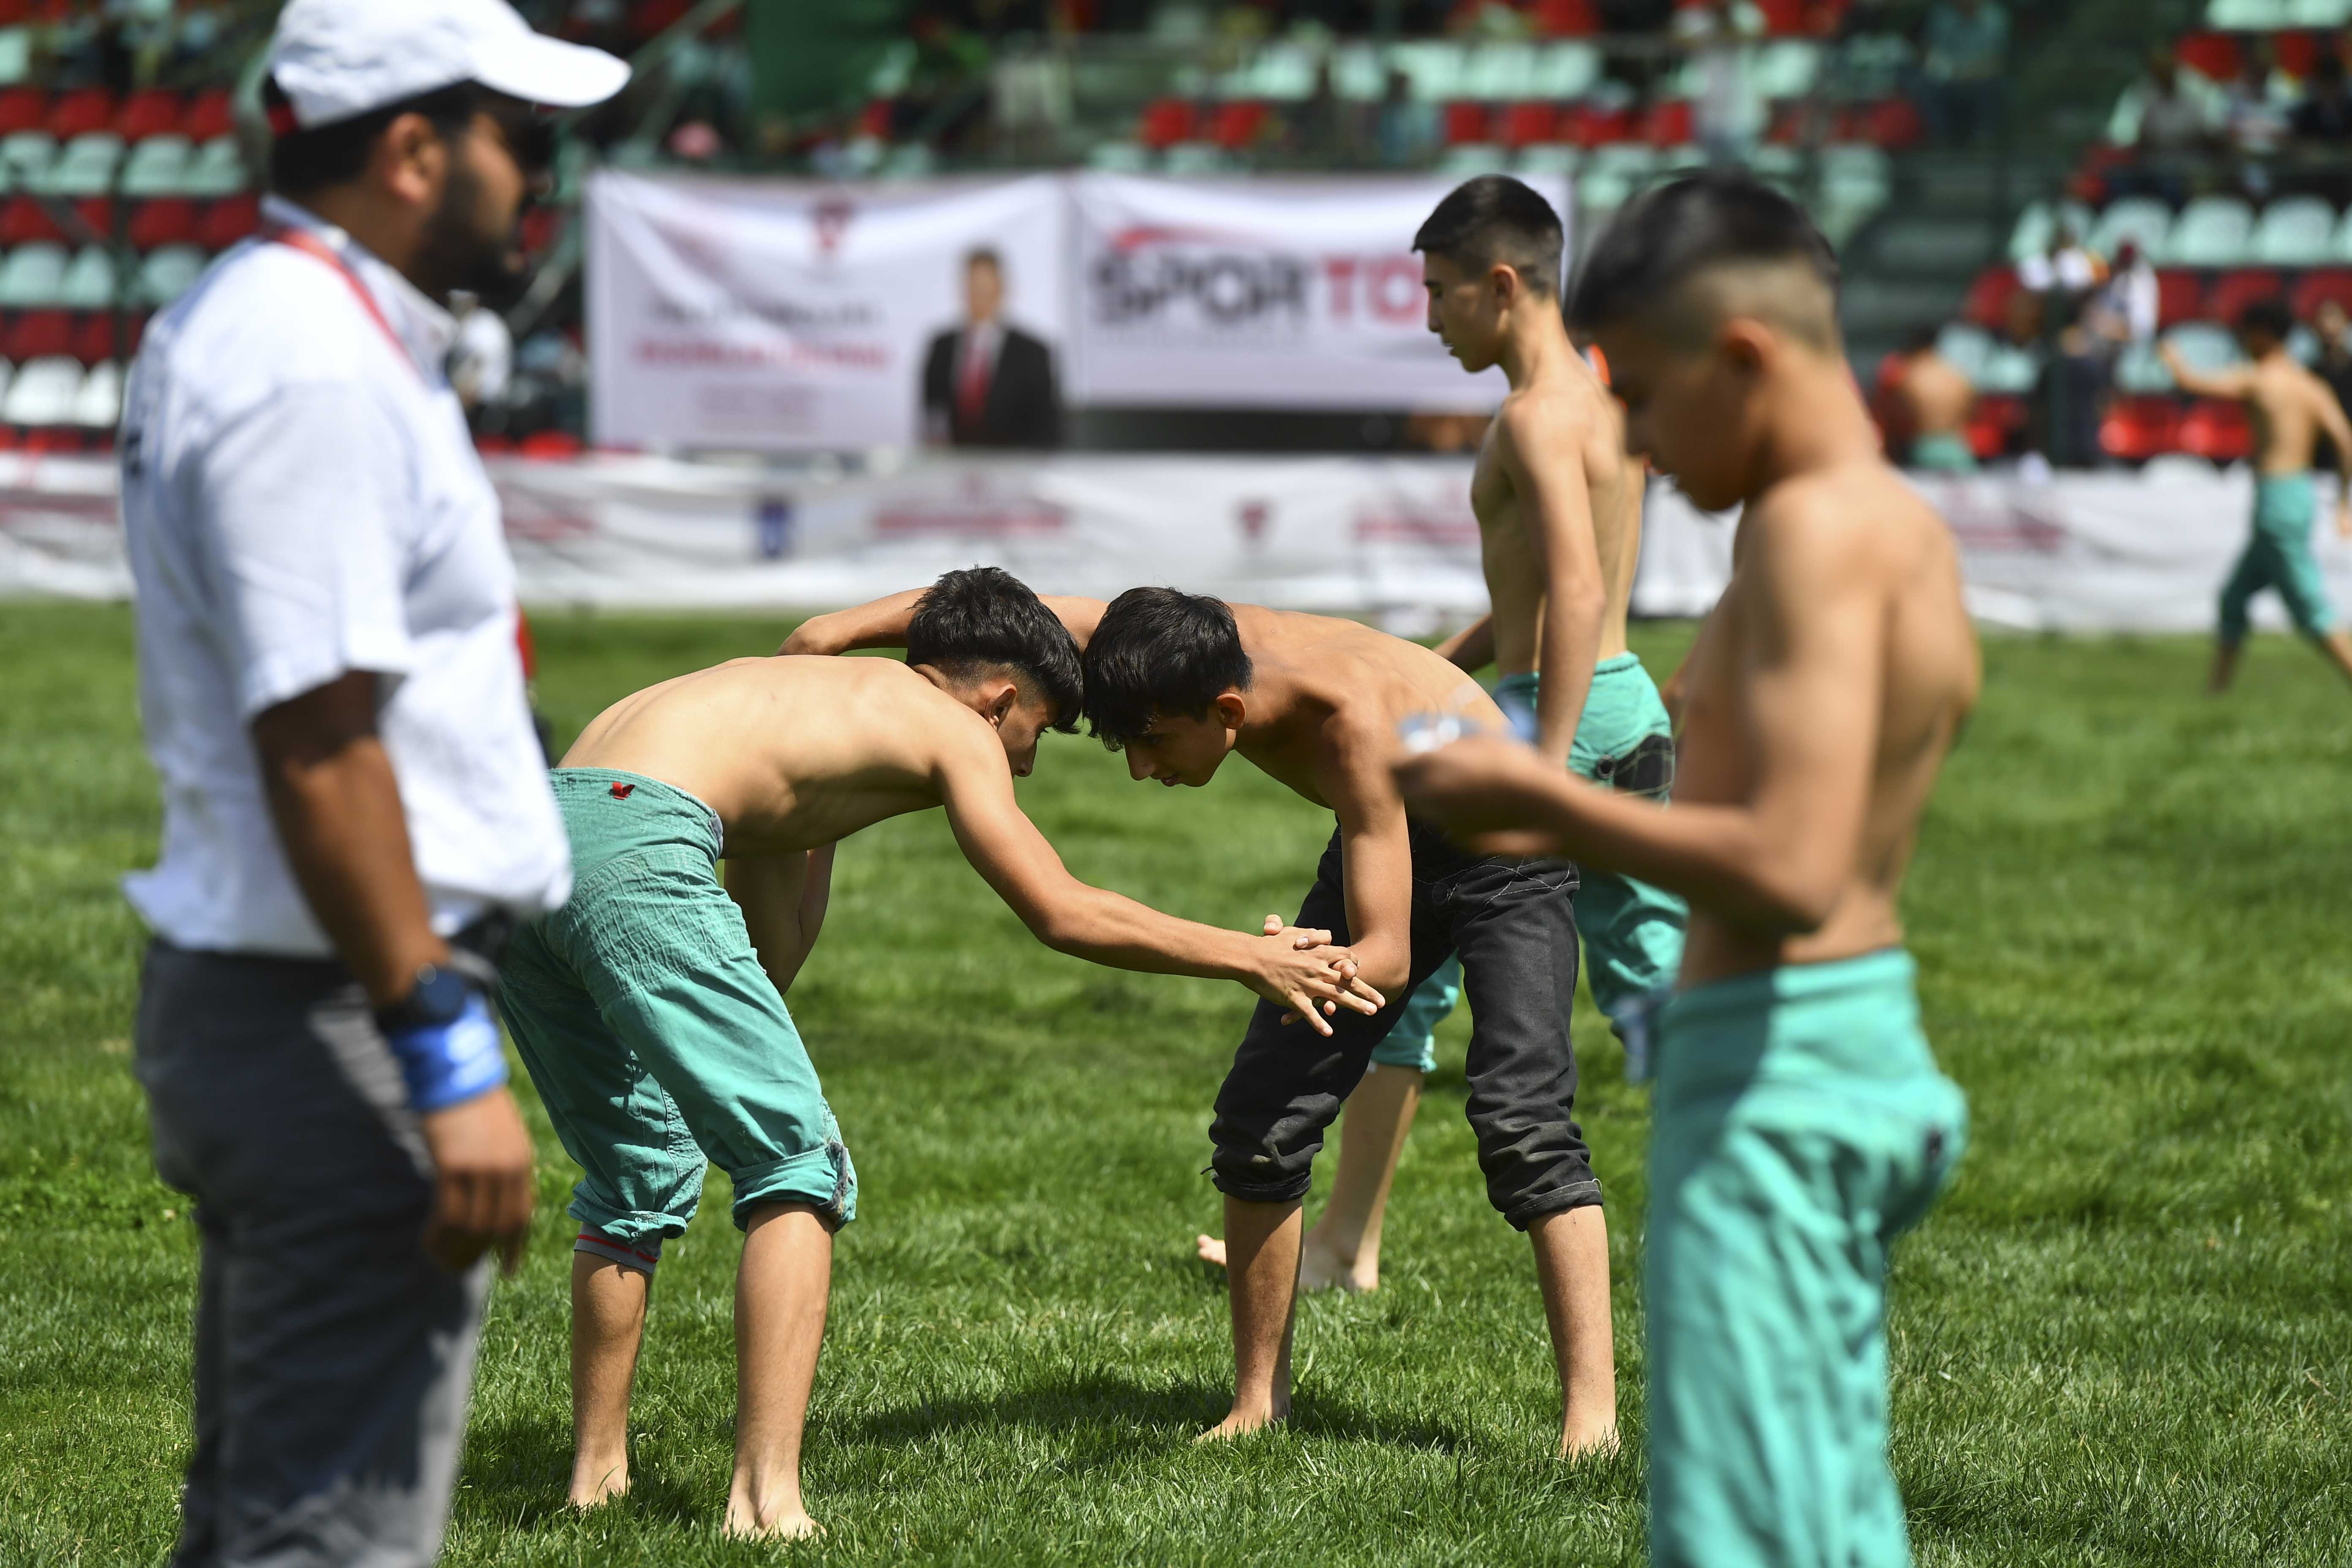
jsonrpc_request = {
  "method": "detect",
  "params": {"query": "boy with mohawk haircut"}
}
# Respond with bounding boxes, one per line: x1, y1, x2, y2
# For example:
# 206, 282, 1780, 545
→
1397, 174, 1978, 1566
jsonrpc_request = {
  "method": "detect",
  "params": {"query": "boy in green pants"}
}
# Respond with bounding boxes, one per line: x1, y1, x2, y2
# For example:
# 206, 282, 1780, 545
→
1198, 174, 1687, 1293
499, 569, 1380, 1538
1398, 173, 1978, 1565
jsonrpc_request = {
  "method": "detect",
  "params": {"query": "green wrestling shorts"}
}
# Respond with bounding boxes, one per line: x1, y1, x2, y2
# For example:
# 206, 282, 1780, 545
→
1644, 949, 1966, 1568
1905, 433, 1978, 474
2220, 472, 2337, 643
1372, 659, 1689, 1074
497, 768, 855, 1271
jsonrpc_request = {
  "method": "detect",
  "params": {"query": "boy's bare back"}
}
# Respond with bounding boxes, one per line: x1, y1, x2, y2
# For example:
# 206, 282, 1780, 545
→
1473, 356, 1643, 672
1672, 460, 1978, 987
2246, 354, 2343, 475
564, 656, 1000, 853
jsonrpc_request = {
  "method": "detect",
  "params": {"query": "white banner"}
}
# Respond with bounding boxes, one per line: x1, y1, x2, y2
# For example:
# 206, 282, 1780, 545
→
1069, 172, 1570, 411
11, 454, 2352, 638
586, 172, 1070, 452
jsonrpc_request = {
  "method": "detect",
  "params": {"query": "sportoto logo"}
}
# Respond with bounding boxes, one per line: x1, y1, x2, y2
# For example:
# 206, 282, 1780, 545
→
812, 198, 855, 259
1092, 224, 1426, 338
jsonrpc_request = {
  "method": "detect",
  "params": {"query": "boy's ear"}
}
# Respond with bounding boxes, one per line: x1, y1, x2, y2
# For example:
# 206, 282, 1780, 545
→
985, 680, 1018, 728
1214, 689, 1247, 731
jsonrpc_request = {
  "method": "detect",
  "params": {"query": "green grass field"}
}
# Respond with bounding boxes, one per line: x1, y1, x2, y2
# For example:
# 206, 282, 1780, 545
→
5, 603, 2351, 1566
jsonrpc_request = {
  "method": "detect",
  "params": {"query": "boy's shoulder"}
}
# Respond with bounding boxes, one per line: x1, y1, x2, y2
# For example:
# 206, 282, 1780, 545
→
1741, 460, 1944, 581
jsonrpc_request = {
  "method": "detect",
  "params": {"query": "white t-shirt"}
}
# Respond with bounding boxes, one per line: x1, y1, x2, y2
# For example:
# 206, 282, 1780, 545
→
118, 196, 572, 957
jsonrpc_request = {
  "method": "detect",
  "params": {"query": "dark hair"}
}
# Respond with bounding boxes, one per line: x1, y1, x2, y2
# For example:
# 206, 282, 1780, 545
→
1567, 172, 1839, 339
965, 246, 1002, 273
1902, 323, 1941, 355
1080, 587, 1252, 749
906, 566, 1083, 732
1413, 175, 1564, 300
265, 76, 481, 197
2239, 295, 2294, 341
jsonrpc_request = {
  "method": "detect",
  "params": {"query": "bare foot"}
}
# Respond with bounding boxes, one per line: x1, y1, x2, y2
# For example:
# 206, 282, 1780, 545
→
1196, 1230, 1378, 1293
723, 1503, 820, 1541
1194, 1400, 1288, 1443
566, 1459, 629, 1511
1560, 1424, 1621, 1462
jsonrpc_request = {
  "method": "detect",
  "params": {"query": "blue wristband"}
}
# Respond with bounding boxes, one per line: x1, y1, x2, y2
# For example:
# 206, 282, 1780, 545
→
384, 991, 509, 1113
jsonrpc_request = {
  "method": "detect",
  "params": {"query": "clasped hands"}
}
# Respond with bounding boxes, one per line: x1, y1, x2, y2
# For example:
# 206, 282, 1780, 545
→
1250, 917, 1386, 1035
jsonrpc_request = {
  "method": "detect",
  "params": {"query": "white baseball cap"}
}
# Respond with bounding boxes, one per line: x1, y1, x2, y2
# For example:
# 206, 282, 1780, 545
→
268, 0, 632, 131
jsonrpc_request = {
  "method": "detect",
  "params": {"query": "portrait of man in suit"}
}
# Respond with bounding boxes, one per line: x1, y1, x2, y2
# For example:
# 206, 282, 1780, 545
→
922, 246, 1064, 449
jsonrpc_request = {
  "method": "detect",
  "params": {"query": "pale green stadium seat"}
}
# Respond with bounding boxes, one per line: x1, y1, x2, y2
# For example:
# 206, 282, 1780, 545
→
57, 245, 121, 310
0, 354, 79, 425
120, 134, 193, 197
2162, 196, 2254, 267
138, 244, 205, 306
2251, 196, 2337, 265
0, 241, 66, 308
39, 132, 123, 197
2088, 197, 2173, 262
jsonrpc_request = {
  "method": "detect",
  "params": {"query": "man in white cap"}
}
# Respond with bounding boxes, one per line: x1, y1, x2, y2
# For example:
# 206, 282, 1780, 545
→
115, 4, 626, 1563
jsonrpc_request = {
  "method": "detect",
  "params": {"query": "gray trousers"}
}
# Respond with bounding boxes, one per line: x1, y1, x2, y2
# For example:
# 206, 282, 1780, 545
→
133, 939, 488, 1568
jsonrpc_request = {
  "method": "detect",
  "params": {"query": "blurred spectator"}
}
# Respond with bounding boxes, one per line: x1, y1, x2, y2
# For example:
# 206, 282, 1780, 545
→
2223, 49, 2291, 155
2028, 298, 2107, 469
1919, 0, 2008, 148
993, 38, 1073, 161
1672, 0, 1767, 165
922, 248, 1064, 449
2087, 240, 2156, 346
450, 297, 516, 436
2313, 299, 2352, 442
2017, 220, 2100, 298
1374, 68, 1438, 169
1288, 58, 1366, 166
2291, 52, 2352, 143
2130, 52, 2219, 154
1889, 325, 1978, 473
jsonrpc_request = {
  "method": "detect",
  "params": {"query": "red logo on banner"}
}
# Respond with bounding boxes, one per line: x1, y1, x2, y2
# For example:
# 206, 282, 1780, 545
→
813, 199, 855, 258
1237, 500, 1270, 542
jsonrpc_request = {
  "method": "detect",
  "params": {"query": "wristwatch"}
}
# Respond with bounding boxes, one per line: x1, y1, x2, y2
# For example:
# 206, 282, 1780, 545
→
373, 962, 476, 1036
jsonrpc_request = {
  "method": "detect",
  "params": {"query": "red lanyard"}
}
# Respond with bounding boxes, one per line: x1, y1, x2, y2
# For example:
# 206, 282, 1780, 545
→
264, 223, 421, 382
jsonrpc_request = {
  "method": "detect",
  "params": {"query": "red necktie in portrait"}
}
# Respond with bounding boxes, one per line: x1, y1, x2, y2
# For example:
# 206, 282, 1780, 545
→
956, 332, 991, 427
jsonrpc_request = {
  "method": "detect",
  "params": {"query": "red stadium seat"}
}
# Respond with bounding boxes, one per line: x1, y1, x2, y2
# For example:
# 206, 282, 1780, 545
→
1858, 98, 1922, 149
0, 193, 57, 247
1136, 98, 1197, 151
1756, 0, 1808, 33
626, 0, 694, 40
0, 87, 44, 137
2174, 32, 2240, 83
0, 0, 29, 24
519, 430, 583, 459
20, 428, 85, 454
114, 90, 181, 143
196, 194, 261, 251
129, 197, 198, 252
69, 311, 145, 365
2100, 395, 2182, 463
1496, 102, 1559, 148
1966, 392, 2028, 460
2178, 398, 2251, 461
2274, 30, 2323, 79
1442, 101, 1490, 146
1527, 0, 1601, 35
2154, 269, 2205, 328
1562, 101, 1637, 147
2292, 270, 2352, 319
2206, 268, 2284, 324
1207, 99, 1270, 151
181, 89, 236, 144
2, 309, 72, 362
45, 88, 114, 140
475, 433, 516, 455
1961, 266, 2019, 328
1646, 98, 1695, 147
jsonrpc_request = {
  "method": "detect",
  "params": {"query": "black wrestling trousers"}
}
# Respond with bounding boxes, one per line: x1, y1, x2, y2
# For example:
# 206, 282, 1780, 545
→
1208, 821, 1601, 1229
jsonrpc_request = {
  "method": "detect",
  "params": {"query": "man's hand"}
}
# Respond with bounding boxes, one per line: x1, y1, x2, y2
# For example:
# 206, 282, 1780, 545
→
1394, 733, 1575, 860
1250, 915, 1386, 1034
417, 1086, 536, 1276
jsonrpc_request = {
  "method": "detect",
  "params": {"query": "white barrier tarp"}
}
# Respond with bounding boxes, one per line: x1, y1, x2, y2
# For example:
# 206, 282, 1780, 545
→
1067, 172, 1569, 411
9, 453, 2352, 637
586, 172, 1069, 452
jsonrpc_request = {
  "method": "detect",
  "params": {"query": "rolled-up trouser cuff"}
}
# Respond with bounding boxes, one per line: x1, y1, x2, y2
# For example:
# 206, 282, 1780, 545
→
1499, 1175, 1605, 1232
576, 1230, 664, 1274
1208, 1159, 1317, 1208
730, 1139, 857, 1232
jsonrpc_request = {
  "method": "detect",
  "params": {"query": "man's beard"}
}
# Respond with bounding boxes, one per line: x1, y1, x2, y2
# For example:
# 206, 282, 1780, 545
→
412, 158, 532, 310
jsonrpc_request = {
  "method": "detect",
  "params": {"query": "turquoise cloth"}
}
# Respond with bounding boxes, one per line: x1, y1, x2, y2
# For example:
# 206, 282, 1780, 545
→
1372, 658, 1689, 1073
2220, 471, 2337, 642
1645, 949, 1967, 1568
1905, 433, 1977, 474
498, 768, 855, 1255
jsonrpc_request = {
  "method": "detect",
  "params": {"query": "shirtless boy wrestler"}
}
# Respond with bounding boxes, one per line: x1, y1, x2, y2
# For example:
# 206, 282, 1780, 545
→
497, 569, 1379, 1538
2161, 296, 2352, 693
792, 586, 1620, 1456
1396, 173, 1978, 1567
1201, 174, 1689, 1293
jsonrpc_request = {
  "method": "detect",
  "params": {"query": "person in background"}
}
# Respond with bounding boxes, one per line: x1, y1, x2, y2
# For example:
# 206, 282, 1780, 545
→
2222, 43, 2292, 157
1672, 0, 1766, 165
2134, 51, 2219, 155
2310, 298, 2352, 460
2029, 295, 2110, 469
1891, 324, 1979, 473
921, 246, 1064, 449
1375, 67, 1438, 169
113, 2, 627, 1564
2087, 238, 2158, 346
450, 292, 515, 434
2291, 51, 2352, 142
1919, 0, 2009, 147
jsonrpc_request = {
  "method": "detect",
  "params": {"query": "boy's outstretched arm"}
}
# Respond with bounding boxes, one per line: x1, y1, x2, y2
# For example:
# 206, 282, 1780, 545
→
1500, 401, 1608, 768
1435, 614, 1495, 675
2157, 341, 2255, 403
782, 591, 1108, 655
931, 724, 1386, 1032
1396, 493, 1885, 935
